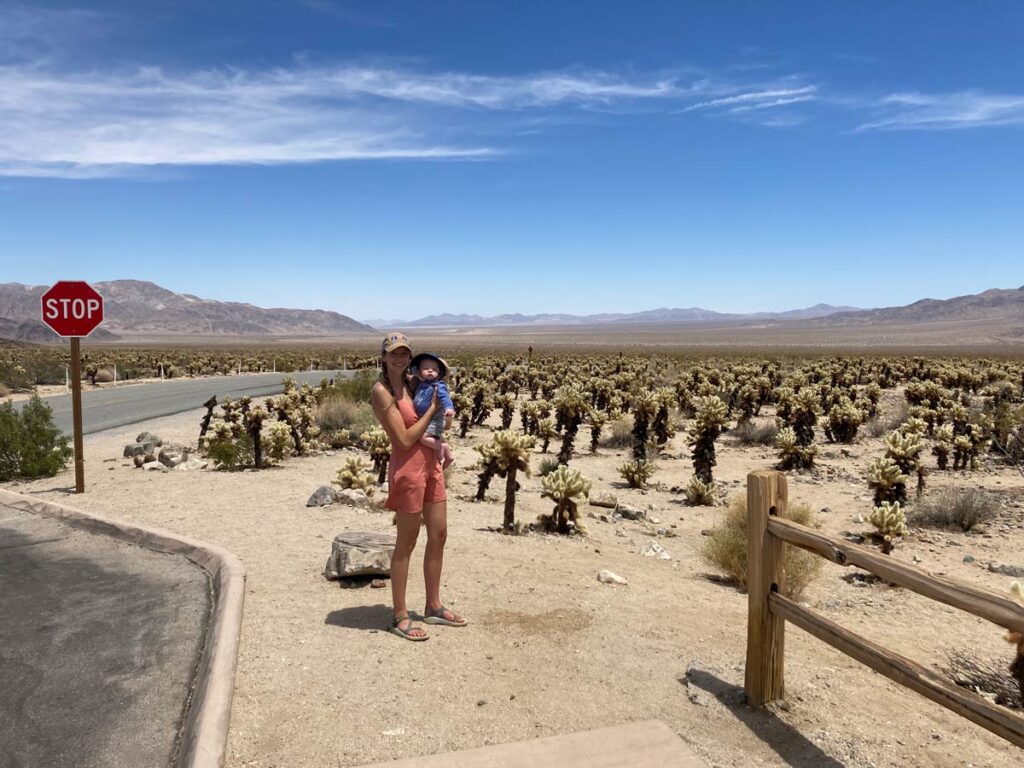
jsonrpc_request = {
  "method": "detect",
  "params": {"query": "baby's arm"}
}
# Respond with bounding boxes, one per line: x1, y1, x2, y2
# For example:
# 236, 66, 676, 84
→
436, 381, 455, 413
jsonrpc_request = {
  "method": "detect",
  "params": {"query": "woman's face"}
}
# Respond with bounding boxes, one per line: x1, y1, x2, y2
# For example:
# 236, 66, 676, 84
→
384, 347, 411, 373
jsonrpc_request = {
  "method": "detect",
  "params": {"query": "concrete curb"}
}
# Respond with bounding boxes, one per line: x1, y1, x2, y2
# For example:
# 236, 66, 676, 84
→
0, 488, 245, 768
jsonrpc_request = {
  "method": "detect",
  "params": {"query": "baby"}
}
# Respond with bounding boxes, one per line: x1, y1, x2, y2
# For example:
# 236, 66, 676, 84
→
410, 352, 455, 468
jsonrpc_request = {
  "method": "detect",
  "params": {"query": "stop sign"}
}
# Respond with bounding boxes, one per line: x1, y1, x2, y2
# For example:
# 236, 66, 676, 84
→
40, 281, 105, 337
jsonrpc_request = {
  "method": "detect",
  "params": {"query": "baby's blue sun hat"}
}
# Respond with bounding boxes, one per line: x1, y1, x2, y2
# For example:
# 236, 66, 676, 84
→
410, 352, 448, 378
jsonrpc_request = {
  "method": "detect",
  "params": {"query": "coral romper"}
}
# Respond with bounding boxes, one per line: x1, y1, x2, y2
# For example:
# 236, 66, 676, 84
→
386, 397, 447, 513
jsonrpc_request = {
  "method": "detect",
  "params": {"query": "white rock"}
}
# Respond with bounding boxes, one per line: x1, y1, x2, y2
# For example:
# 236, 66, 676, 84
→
324, 531, 396, 579
336, 488, 371, 507
641, 539, 672, 560
589, 491, 618, 509
142, 461, 166, 472
597, 569, 627, 585
176, 457, 208, 471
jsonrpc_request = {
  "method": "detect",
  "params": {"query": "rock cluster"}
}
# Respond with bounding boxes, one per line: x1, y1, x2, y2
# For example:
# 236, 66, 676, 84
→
123, 432, 206, 472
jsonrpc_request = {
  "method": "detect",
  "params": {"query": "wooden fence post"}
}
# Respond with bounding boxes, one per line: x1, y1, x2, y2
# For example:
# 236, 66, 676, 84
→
745, 470, 788, 705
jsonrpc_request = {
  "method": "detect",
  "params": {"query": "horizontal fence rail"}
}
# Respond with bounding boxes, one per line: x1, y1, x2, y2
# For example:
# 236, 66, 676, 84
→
744, 470, 1024, 749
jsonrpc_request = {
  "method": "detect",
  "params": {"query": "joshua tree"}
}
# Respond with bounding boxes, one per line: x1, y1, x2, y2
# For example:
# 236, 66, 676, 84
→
688, 395, 729, 483
539, 465, 591, 535
868, 500, 908, 554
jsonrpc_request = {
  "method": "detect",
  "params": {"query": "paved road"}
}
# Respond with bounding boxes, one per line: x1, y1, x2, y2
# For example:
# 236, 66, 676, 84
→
21, 370, 353, 435
0, 503, 209, 768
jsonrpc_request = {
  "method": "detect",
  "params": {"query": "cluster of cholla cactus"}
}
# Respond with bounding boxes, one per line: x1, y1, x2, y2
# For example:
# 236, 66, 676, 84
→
775, 427, 817, 471
682, 475, 717, 506
334, 456, 376, 495
688, 395, 728, 483
868, 500, 909, 554
885, 429, 925, 498
553, 384, 590, 465
587, 410, 608, 453
538, 464, 591, 535
775, 387, 819, 469
867, 456, 908, 506
360, 426, 391, 483
825, 396, 863, 443
618, 458, 656, 489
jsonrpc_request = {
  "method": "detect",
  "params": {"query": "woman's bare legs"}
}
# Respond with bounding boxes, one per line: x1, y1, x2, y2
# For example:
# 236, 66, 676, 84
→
391, 510, 426, 638
422, 499, 464, 622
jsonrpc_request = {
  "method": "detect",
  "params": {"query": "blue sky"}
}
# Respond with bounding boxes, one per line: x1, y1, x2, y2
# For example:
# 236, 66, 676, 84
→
0, 1, 1022, 322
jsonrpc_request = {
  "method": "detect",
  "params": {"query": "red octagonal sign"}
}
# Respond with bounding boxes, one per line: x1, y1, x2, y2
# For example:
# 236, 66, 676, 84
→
40, 281, 105, 337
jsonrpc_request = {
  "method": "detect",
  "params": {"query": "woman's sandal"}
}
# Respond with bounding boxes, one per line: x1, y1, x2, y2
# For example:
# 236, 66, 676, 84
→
423, 605, 468, 627
389, 615, 428, 641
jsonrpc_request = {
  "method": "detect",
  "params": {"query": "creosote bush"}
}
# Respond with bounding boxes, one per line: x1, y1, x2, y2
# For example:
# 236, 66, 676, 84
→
0, 396, 72, 480
701, 495, 822, 599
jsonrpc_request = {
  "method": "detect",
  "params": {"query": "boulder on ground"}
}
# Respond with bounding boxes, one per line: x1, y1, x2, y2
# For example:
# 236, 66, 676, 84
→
324, 532, 396, 579
158, 443, 190, 468
136, 431, 162, 446
616, 502, 646, 521
336, 488, 371, 507
124, 441, 159, 458
307, 485, 339, 507
589, 491, 618, 509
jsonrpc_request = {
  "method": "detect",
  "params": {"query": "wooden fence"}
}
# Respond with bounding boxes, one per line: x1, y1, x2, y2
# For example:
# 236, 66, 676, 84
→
744, 470, 1024, 748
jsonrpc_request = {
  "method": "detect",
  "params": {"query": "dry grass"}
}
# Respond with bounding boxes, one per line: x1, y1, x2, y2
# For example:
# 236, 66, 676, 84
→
599, 415, 633, 448
730, 419, 779, 446
910, 488, 1000, 532
702, 494, 823, 599
314, 394, 376, 435
942, 648, 1022, 709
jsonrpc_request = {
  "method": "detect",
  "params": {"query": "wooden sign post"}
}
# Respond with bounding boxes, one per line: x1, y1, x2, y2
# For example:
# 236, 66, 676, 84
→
40, 281, 105, 493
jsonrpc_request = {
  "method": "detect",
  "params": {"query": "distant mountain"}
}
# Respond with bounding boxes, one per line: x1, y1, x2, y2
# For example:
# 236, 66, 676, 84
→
817, 286, 1024, 326
377, 303, 860, 328
0, 280, 374, 342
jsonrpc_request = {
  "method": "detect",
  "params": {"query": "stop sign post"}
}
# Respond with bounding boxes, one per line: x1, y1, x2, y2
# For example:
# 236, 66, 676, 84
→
40, 281, 105, 493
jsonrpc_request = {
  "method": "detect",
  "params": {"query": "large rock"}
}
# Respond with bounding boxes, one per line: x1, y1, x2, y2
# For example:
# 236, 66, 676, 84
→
124, 441, 158, 458
589, 491, 618, 509
336, 488, 371, 507
324, 532, 396, 579
307, 485, 339, 507
136, 431, 162, 446
158, 443, 190, 468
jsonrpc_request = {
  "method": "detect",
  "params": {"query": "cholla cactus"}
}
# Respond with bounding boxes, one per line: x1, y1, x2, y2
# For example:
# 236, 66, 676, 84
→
826, 398, 862, 444
683, 475, 717, 506
496, 393, 516, 429
932, 424, 953, 470
489, 430, 536, 532
868, 500, 908, 554
630, 390, 659, 460
651, 388, 676, 450
264, 420, 293, 463
588, 410, 607, 453
776, 426, 817, 471
536, 418, 557, 454
539, 464, 591, 535
334, 456, 375, 496
867, 456, 909, 505
688, 395, 728, 483
474, 440, 501, 501
884, 429, 924, 498
788, 387, 820, 447
618, 458, 656, 489
360, 426, 391, 483
554, 384, 590, 464
1007, 583, 1024, 702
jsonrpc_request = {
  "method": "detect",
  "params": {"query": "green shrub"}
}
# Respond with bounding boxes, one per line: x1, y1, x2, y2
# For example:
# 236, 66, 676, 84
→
322, 370, 377, 403
0, 396, 72, 480
701, 495, 822, 599
315, 394, 377, 434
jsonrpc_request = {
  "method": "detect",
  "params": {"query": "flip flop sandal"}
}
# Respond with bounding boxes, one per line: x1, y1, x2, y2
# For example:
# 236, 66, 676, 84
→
389, 615, 428, 641
423, 605, 468, 627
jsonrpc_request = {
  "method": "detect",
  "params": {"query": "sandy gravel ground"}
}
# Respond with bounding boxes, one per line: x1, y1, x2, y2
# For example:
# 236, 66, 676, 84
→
7, 393, 1024, 768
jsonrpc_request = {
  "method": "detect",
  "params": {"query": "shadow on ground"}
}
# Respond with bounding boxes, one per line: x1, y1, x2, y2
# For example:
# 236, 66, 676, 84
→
325, 604, 393, 631
680, 669, 845, 768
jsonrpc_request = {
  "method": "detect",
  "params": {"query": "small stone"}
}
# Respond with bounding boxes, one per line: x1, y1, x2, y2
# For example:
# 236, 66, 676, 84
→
370, 578, 387, 588
477, 699, 487, 707
589, 491, 618, 509
962, 555, 975, 564
616, 502, 646, 521
598, 569, 627, 585
641, 540, 671, 560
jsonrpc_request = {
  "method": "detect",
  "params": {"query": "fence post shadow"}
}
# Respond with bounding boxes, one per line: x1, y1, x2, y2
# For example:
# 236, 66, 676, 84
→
680, 668, 845, 768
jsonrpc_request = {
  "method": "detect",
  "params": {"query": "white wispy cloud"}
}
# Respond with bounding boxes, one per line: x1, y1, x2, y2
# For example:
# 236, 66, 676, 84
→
854, 90, 1024, 131
678, 86, 818, 113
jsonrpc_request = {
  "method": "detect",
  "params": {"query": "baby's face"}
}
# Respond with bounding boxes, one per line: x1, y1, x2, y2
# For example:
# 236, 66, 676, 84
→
418, 360, 440, 380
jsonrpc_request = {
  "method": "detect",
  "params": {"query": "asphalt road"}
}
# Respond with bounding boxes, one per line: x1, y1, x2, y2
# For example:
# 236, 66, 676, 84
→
22, 370, 353, 435
0, 503, 209, 768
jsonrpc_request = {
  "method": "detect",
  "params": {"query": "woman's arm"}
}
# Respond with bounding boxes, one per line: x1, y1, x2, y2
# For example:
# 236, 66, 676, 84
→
371, 382, 439, 451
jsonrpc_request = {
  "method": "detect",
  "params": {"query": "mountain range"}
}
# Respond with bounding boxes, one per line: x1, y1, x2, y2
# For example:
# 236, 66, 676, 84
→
0, 280, 374, 342
365, 303, 860, 328
1, 280, 1022, 344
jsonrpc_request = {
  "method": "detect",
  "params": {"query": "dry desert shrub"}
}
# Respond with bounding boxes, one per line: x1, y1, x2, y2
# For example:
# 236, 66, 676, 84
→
0, 383, 10, 398
865, 399, 910, 438
942, 648, 1022, 709
909, 488, 999, 532
702, 495, 823, 599
94, 367, 115, 383
315, 391, 376, 435
732, 419, 779, 446
599, 415, 634, 448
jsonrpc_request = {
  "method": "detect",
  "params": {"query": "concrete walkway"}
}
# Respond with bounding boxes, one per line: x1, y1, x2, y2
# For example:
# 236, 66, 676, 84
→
0, 502, 211, 768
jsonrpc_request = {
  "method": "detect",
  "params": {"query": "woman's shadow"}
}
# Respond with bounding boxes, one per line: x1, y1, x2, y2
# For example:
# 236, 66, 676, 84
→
325, 604, 393, 631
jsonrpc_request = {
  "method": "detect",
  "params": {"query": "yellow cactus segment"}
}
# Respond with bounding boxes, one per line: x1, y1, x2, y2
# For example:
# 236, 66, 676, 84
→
334, 456, 376, 496
540, 464, 591, 502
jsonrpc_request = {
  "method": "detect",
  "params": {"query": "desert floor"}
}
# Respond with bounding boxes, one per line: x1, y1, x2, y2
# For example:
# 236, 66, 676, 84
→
8, 390, 1024, 768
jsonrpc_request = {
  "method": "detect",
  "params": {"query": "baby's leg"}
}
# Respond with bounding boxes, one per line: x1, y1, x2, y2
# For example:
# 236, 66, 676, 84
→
419, 434, 440, 452
441, 439, 455, 469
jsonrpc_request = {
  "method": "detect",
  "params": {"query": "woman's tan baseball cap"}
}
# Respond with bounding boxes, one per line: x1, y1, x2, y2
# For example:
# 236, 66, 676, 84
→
381, 331, 411, 354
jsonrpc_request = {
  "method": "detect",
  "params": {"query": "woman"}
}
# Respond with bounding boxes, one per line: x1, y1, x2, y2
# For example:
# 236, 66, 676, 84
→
371, 332, 468, 641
